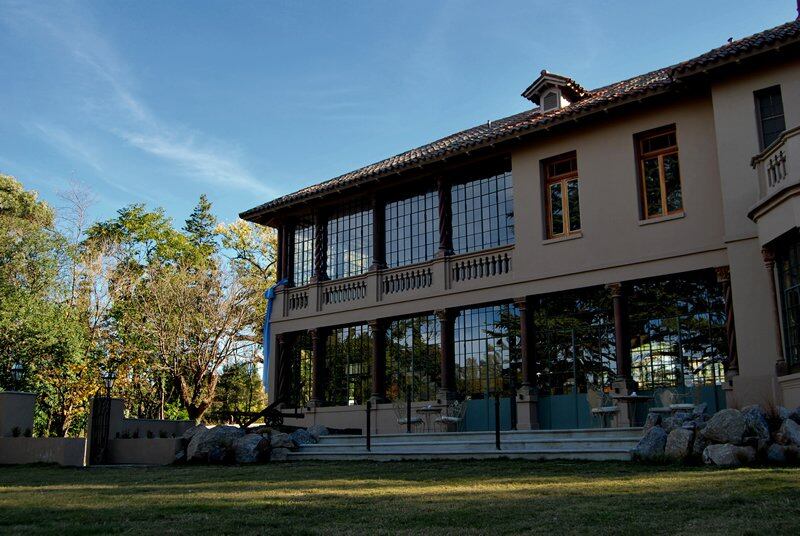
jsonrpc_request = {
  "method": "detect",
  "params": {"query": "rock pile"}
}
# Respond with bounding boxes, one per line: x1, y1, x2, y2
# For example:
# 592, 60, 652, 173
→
175, 424, 329, 464
633, 404, 800, 466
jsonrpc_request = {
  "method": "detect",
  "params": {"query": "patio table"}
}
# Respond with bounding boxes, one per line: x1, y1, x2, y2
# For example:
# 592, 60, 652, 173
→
611, 394, 653, 427
415, 406, 442, 432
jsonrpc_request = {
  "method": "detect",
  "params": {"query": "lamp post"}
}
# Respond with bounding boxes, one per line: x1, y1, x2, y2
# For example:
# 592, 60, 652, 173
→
102, 369, 116, 399
10, 361, 24, 391
90, 369, 116, 465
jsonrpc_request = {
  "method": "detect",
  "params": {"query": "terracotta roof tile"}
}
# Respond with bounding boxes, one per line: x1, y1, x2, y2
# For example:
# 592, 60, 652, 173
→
241, 19, 800, 221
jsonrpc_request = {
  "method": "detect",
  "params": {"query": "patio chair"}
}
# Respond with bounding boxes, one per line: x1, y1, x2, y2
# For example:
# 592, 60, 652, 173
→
434, 399, 467, 432
649, 388, 674, 416
587, 387, 618, 428
669, 387, 696, 414
392, 396, 424, 433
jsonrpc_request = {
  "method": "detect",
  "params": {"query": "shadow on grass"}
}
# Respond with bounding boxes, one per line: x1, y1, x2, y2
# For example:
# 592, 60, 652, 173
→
1, 461, 799, 535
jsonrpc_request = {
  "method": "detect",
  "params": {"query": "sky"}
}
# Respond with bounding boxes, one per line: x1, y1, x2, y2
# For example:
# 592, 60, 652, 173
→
0, 0, 796, 228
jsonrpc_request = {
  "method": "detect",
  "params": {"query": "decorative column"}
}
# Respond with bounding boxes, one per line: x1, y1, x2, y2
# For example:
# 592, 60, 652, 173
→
370, 195, 387, 271
369, 319, 387, 402
607, 282, 634, 387
284, 220, 296, 287
311, 210, 328, 283
436, 308, 457, 401
309, 327, 327, 407
763, 247, 787, 375
276, 224, 286, 281
514, 296, 539, 429
275, 332, 296, 405
715, 266, 739, 379
436, 177, 453, 257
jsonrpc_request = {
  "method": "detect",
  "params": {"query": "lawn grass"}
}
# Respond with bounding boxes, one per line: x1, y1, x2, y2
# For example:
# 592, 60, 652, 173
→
1, 460, 799, 535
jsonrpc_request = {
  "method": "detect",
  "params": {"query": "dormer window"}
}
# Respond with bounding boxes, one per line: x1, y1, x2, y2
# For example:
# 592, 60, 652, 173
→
542, 91, 559, 112
521, 70, 587, 111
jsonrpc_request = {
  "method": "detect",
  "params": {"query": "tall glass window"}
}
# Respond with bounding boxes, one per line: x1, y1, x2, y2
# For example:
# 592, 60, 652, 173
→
292, 219, 315, 286
385, 191, 439, 267
637, 126, 682, 219
778, 233, 800, 373
534, 286, 616, 396
325, 324, 372, 406
289, 332, 313, 407
454, 304, 520, 398
543, 152, 580, 239
452, 170, 514, 254
755, 85, 786, 150
327, 203, 373, 280
386, 315, 441, 402
628, 271, 726, 389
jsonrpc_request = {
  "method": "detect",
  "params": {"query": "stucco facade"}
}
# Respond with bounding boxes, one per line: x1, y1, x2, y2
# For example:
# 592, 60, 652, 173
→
242, 20, 800, 430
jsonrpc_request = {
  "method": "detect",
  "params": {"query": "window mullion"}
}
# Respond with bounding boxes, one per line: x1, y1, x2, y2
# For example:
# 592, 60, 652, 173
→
659, 154, 668, 215
561, 179, 569, 235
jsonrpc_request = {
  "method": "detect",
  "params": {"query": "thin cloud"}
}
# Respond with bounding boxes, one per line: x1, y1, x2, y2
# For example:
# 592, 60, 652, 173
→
120, 130, 275, 196
30, 122, 161, 203
1, 1, 274, 198
31, 123, 104, 173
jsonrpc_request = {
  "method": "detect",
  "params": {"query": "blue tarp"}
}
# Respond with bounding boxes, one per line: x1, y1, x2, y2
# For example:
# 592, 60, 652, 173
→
262, 279, 287, 397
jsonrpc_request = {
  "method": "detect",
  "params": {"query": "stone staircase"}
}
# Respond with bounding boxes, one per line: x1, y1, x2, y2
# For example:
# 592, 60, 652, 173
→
288, 428, 642, 461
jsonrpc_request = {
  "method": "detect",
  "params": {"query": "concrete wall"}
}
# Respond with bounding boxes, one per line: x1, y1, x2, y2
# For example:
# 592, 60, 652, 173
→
711, 58, 800, 406
105, 398, 193, 440
779, 372, 800, 409
513, 93, 726, 283
0, 392, 36, 437
0, 437, 86, 467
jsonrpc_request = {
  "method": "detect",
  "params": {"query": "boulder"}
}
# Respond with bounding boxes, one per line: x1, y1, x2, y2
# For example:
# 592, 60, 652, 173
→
767, 443, 800, 464
233, 434, 269, 464
307, 424, 330, 442
662, 417, 679, 434
269, 431, 295, 449
248, 425, 272, 436
701, 409, 746, 445
691, 433, 708, 460
186, 425, 245, 462
208, 446, 231, 464
777, 418, 800, 447
742, 405, 770, 442
702, 443, 756, 466
182, 424, 208, 441
778, 406, 791, 421
290, 428, 314, 445
665, 428, 694, 460
643, 413, 662, 434
789, 407, 800, 425
270, 447, 291, 461
633, 426, 668, 461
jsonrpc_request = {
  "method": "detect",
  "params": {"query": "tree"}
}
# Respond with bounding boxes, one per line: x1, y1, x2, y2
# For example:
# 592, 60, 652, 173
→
0, 174, 100, 436
183, 194, 218, 259
206, 361, 266, 423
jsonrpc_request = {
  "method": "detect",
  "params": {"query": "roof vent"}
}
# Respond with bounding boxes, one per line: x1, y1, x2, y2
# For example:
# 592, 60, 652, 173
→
521, 70, 588, 111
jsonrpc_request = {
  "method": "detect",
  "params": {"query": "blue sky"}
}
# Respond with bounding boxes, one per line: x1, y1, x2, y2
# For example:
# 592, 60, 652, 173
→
0, 0, 795, 227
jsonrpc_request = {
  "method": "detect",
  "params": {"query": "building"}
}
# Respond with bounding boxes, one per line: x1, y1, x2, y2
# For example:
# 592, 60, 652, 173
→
241, 18, 800, 432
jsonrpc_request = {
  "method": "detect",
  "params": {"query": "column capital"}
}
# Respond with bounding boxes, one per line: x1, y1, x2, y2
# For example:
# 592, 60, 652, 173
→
762, 245, 776, 267
513, 296, 531, 310
435, 308, 456, 322
714, 266, 731, 283
367, 318, 386, 330
605, 282, 625, 299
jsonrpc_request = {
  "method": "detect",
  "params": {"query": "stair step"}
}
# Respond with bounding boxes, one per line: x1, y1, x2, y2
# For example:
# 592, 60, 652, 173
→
301, 439, 637, 453
317, 429, 642, 446
287, 448, 633, 462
